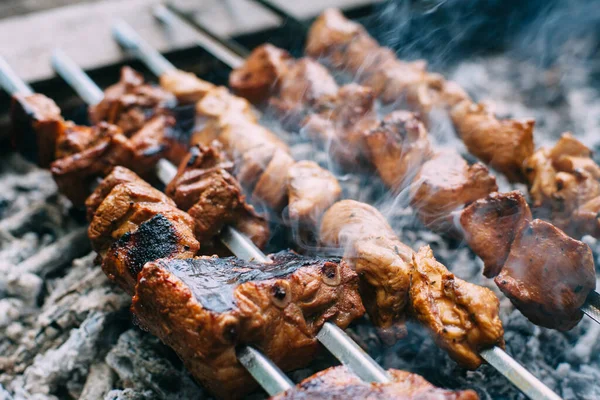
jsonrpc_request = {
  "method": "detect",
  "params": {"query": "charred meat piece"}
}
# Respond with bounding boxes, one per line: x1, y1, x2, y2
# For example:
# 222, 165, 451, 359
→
10, 93, 64, 168
320, 200, 413, 329
85, 165, 142, 220
302, 83, 378, 167
89, 66, 175, 136
410, 246, 505, 369
410, 151, 498, 236
54, 122, 97, 160
126, 114, 174, 173
495, 219, 596, 331
166, 144, 270, 248
159, 69, 215, 104
229, 44, 293, 103
451, 101, 535, 182
460, 191, 532, 278
365, 111, 432, 191
287, 161, 341, 228
321, 200, 504, 368
269, 58, 339, 127
132, 252, 364, 399
194, 86, 258, 130
271, 365, 478, 400
524, 133, 600, 238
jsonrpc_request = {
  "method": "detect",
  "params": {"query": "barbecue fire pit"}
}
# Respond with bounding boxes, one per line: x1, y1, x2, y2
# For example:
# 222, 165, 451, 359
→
1, 1, 599, 399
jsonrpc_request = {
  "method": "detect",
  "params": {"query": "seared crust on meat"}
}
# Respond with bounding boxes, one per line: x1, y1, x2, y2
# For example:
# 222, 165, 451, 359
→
524, 133, 600, 238
495, 219, 596, 331
159, 69, 215, 104
132, 252, 364, 399
460, 191, 532, 278
365, 111, 432, 191
410, 246, 505, 369
271, 365, 479, 400
10, 93, 64, 168
85, 166, 142, 220
287, 161, 341, 228
166, 144, 270, 248
410, 151, 498, 236
252, 148, 296, 211
451, 101, 535, 182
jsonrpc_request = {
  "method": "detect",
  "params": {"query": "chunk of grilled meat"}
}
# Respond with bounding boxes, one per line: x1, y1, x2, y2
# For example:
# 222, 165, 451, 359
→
410, 151, 498, 236
320, 200, 413, 329
132, 252, 364, 399
287, 161, 341, 228
365, 111, 433, 191
460, 191, 532, 278
229, 44, 292, 103
271, 365, 479, 400
89, 66, 175, 136
321, 200, 504, 368
451, 101, 535, 182
496, 219, 596, 331
166, 144, 269, 248
85, 165, 142, 220
460, 191, 596, 330
252, 148, 296, 211
10, 93, 64, 168
302, 83, 379, 167
524, 133, 600, 238
410, 246, 505, 369
159, 69, 215, 104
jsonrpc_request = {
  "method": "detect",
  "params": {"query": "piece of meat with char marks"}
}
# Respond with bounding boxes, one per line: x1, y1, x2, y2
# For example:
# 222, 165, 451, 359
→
229, 44, 292, 103
495, 219, 596, 331
410, 246, 505, 369
271, 365, 479, 400
524, 133, 600, 238
320, 200, 413, 329
302, 83, 378, 167
460, 191, 532, 278
132, 251, 364, 399
269, 58, 339, 128
89, 66, 175, 136
410, 151, 498, 236
159, 69, 215, 104
287, 161, 341, 228
365, 111, 432, 191
166, 144, 270, 248
10, 93, 64, 168
451, 101, 535, 183
85, 166, 141, 220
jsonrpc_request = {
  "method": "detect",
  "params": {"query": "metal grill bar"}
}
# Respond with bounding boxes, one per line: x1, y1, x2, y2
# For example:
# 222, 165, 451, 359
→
148, 8, 567, 400
111, 19, 392, 385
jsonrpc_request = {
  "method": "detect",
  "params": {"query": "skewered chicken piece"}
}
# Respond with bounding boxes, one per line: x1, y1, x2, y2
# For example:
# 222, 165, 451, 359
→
270, 365, 478, 400
321, 200, 505, 369
460, 191, 596, 331
524, 132, 600, 238
305, 8, 536, 183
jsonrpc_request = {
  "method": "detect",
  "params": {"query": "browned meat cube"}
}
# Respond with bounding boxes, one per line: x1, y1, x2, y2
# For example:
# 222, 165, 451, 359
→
410, 151, 498, 236
302, 83, 378, 167
194, 86, 258, 129
269, 58, 338, 127
271, 365, 479, 400
229, 44, 293, 103
495, 219, 596, 331
451, 101, 535, 182
85, 165, 142, 220
406, 75, 471, 118
361, 58, 430, 105
166, 145, 270, 248
252, 148, 296, 211
460, 191, 532, 278
320, 200, 413, 329
132, 252, 364, 399
127, 114, 174, 175
159, 69, 215, 104
10, 93, 64, 168
89, 66, 175, 136
365, 111, 432, 191
524, 133, 600, 238
287, 161, 341, 227
54, 122, 97, 160
410, 246, 505, 369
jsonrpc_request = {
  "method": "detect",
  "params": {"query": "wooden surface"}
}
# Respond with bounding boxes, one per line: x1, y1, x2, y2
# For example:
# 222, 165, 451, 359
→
0, 0, 376, 83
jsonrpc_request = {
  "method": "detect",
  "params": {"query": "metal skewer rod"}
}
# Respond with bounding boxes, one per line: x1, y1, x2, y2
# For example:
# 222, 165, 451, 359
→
48, 49, 291, 394
111, 18, 391, 385
0, 56, 33, 95
147, 8, 567, 400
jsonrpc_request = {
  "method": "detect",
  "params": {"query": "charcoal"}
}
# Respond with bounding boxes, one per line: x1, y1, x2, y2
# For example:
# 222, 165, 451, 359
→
80, 363, 115, 400
103, 389, 155, 400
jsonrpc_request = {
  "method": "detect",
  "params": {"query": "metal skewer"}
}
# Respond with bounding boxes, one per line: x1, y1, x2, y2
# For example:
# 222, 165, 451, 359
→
147, 7, 566, 400
111, 18, 391, 385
